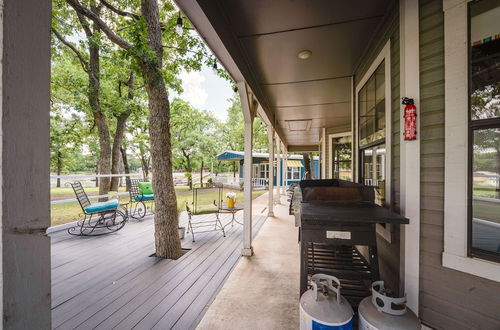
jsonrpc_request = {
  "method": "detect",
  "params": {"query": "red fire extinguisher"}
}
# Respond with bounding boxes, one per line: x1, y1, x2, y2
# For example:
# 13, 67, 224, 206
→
402, 97, 417, 140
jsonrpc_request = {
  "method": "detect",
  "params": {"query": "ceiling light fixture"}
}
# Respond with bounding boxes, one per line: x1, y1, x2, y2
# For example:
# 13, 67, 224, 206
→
297, 50, 312, 60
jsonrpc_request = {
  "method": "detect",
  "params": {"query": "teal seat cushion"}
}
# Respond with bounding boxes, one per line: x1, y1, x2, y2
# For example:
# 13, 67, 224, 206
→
85, 199, 119, 213
134, 194, 154, 201
138, 182, 154, 195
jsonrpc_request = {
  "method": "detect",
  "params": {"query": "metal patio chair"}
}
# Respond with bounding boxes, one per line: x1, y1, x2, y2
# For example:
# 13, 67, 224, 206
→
185, 184, 225, 242
127, 178, 155, 219
67, 181, 127, 236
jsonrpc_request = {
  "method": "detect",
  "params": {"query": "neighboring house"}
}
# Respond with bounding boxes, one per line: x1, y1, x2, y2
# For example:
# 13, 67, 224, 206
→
216, 151, 321, 186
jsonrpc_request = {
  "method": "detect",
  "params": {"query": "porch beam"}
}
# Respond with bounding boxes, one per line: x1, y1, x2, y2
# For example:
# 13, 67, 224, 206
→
400, 0, 421, 314
287, 145, 319, 152
267, 125, 275, 217
239, 81, 257, 257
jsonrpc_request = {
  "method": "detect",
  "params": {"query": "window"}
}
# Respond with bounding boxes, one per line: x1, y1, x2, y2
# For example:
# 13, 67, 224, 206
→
287, 166, 300, 180
358, 61, 387, 205
468, 0, 500, 262
330, 134, 352, 181
443, 0, 500, 282
259, 163, 269, 179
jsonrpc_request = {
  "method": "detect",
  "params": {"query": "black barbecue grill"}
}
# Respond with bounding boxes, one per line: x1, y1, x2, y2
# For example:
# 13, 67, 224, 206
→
297, 179, 408, 308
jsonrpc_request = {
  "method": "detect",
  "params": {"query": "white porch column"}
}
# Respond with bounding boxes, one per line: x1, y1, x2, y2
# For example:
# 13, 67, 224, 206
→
275, 134, 281, 203
239, 82, 257, 257
1, 0, 52, 328
282, 145, 287, 194
400, 0, 421, 314
267, 125, 275, 217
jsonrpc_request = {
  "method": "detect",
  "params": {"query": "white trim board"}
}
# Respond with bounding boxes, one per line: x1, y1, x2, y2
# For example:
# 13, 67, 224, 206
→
442, 0, 500, 282
400, 0, 421, 313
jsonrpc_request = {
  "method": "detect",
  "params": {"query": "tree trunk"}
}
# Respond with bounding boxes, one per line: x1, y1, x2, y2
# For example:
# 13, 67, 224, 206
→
86, 6, 111, 201
95, 161, 99, 187
140, 0, 182, 259
111, 72, 134, 191
183, 150, 192, 190
56, 150, 62, 188
121, 145, 131, 191
141, 155, 149, 180
110, 112, 130, 191
303, 152, 312, 180
200, 160, 204, 186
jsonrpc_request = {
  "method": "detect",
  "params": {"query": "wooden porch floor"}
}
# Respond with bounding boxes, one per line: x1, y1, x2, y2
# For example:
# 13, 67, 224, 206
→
50, 211, 267, 330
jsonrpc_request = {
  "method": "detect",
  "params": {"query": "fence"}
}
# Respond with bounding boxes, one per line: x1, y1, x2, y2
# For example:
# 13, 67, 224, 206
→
50, 173, 143, 205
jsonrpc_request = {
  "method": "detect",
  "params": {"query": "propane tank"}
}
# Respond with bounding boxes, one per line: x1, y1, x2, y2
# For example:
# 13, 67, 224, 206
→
300, 274, 354, 330
358, 281, 421, 330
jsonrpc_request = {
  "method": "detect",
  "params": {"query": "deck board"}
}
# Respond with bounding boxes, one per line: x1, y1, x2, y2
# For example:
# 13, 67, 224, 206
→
51, 211, 267, 330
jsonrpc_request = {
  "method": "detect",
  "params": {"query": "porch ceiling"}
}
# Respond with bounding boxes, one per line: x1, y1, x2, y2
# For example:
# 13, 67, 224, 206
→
186, 0, 393, 146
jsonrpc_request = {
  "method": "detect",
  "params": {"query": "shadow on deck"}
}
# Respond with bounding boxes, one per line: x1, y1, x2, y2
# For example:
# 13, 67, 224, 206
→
50, 211, 267, 330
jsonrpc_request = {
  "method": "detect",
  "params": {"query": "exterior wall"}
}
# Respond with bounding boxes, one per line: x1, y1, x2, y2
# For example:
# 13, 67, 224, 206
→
418, 0, 500, 328
353, 1, 402, 295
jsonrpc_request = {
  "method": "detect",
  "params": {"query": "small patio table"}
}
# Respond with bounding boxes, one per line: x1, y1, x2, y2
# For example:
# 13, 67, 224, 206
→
218, 204, 243, 227
298, 201, 409, 307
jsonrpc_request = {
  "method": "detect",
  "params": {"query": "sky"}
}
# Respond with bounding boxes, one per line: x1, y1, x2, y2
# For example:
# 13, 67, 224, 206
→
172, 66, 235, 121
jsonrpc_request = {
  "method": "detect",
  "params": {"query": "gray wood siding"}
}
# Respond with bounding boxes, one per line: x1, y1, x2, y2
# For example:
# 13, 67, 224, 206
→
354, 1, 402, 295
419, 1, 500, 329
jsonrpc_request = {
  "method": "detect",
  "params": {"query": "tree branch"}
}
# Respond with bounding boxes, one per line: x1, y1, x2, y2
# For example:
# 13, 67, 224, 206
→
75, 10, 93, 37
51, 27, 89, 73
99, 0, 140, 20
66, 0, 132, 50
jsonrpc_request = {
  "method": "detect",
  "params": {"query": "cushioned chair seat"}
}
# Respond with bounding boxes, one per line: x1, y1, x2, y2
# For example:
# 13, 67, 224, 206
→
134, 194, 154, 201
85, 199, 120, 213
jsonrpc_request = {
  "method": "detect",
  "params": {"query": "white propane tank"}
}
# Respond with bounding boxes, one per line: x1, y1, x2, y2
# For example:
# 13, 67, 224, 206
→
358, 281, 421, 330
300, 274, 354, 330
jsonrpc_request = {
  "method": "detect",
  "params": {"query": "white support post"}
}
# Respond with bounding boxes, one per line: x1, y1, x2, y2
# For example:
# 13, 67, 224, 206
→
267, 125, 275, 217
281, 144, 286, 195
400, 0, 421, 314
239, 82, 256, 257
275, 134, 281, 204
283, 149, 288, 191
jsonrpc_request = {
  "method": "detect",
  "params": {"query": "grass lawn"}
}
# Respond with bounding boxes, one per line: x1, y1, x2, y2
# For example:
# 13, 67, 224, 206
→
473, 199, 500, 224
50, 186, 266, 227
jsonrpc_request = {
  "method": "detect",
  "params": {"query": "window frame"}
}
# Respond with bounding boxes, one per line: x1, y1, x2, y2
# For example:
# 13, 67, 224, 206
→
443, 0, 500, 282
355, 41, 392, 208
467, 0, 500, 263
355, 40, 392, 242
328, 132, 353, 181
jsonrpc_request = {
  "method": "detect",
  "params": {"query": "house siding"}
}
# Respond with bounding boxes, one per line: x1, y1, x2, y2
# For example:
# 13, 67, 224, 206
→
419, 0, 500, 329
354, 0, 402, 295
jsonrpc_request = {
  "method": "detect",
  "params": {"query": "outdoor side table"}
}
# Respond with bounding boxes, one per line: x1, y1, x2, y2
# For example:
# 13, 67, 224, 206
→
298, 201, 408, 307
218, 204, 243, 227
